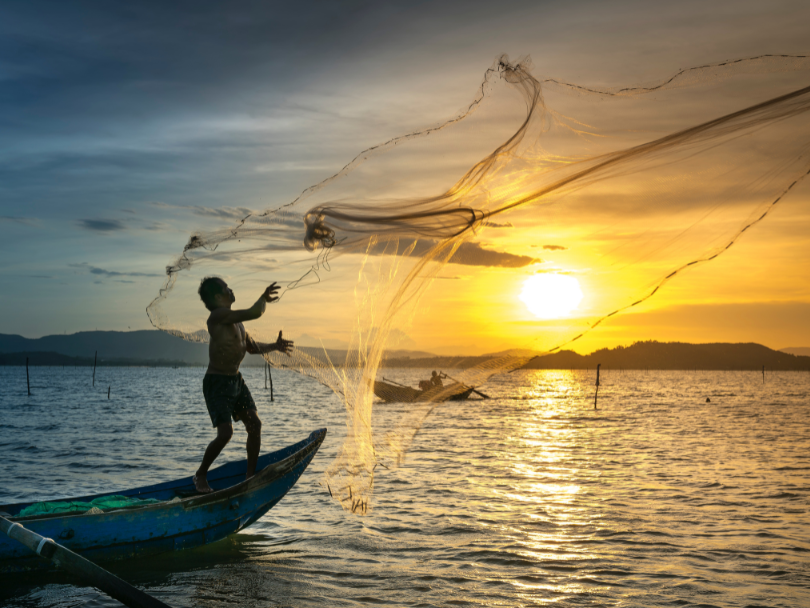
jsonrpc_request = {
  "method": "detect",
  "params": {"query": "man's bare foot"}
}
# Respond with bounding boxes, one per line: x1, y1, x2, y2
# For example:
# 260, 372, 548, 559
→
193, 473, 213, 494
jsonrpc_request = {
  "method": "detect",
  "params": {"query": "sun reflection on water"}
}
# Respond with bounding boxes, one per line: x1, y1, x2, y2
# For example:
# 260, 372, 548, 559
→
487, 369, 603, 583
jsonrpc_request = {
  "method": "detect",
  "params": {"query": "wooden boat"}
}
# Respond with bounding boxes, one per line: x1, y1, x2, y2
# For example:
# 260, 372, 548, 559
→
373, 380, 475, 403
0, 428, 326, 573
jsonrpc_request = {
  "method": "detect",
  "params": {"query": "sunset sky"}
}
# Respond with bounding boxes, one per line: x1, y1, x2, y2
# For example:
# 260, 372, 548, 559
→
2, 0, 809, 355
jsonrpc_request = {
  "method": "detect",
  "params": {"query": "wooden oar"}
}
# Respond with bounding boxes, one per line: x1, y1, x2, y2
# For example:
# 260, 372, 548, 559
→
440, 372, 490, 399
0, 515, 171, 608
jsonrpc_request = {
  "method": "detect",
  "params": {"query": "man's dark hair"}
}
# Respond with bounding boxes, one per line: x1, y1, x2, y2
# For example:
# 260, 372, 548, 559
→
199, 277, 225, 311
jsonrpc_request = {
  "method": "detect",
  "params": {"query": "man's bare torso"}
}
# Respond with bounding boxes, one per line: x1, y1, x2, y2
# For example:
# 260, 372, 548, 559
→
207, 317, 248, 375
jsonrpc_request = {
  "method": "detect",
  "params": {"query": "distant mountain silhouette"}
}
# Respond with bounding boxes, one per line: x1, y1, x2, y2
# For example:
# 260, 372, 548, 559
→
481, 348, 544, 358
3, 333, 807, 370
522, 341, 810, 371
0, 331, 209, 364
0, 330, 437, 367
781, 346, 810, 357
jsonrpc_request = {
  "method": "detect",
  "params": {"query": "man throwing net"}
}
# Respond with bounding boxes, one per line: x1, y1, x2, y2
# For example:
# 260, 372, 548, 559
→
194, 277, 293, 493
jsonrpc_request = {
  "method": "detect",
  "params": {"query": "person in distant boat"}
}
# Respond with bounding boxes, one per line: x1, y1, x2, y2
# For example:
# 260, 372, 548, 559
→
419, 370, 444, 391
193, 277, 293, 494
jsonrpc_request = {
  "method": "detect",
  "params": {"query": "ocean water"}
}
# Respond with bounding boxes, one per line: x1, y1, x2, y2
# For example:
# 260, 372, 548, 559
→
0, 366, 808, 607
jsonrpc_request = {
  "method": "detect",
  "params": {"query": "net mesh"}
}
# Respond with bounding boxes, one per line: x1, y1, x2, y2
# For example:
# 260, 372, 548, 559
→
147, 55, 810, 513
19, 496, 161, 517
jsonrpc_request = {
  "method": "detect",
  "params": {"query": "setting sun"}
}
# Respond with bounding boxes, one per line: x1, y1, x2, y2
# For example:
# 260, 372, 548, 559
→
520, 274, 584, 319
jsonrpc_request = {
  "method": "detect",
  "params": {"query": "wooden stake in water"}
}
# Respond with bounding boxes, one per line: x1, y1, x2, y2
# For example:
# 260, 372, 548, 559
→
92, 351, 97, 387
264, 362, 268, 389
594, 363, 601, 410
108, 386, 111, 400
26, 357, 31, 396
269, 363, 274, 402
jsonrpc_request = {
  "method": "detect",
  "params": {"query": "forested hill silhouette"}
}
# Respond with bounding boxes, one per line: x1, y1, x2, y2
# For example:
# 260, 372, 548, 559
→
522, 341, 810, 371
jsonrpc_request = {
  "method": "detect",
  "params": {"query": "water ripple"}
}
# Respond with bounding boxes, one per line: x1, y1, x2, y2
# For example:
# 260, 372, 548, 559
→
0, 367, 809, 607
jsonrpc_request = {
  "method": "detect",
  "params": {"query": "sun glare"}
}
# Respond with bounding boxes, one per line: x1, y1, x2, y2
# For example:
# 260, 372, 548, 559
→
520, 274, 583, 319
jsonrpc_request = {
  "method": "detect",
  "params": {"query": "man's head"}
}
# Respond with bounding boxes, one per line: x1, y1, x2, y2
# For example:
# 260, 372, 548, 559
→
198, 277, 235, 311
431, 370, 438, 377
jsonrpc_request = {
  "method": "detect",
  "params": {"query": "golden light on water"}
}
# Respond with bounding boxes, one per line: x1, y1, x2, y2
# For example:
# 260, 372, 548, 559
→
520, 274, 584, 319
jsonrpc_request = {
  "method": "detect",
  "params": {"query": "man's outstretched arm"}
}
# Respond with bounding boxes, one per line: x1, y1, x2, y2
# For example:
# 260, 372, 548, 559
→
246, 330, 294, 356
208, 283, 280, 326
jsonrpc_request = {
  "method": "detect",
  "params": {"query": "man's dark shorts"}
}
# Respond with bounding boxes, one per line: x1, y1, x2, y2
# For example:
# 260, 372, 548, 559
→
203, 372, 257, 428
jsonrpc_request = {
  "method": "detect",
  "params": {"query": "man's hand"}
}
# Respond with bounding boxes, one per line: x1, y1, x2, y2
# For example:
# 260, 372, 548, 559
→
272, 330, 294, 356
261, 282, 281, 303
246, 331, 293, 356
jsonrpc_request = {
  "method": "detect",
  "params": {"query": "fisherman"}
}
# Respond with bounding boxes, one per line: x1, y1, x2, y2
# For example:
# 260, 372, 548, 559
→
419, 370, 444, 391
193, 277, 293, 494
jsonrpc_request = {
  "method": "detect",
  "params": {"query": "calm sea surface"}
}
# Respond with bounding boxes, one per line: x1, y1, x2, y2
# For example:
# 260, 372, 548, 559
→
0, 366, 808, 607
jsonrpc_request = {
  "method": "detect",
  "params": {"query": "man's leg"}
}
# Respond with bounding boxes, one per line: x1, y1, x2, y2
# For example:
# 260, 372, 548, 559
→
240, 410, 262, 479
194, 423, 233, 493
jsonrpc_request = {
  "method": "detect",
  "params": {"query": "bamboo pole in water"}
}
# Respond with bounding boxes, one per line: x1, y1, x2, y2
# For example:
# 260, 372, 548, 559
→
26, 357, 31, 396
269, 363, 274, 402
594, 364, 601, 410
0, 516, 172, 608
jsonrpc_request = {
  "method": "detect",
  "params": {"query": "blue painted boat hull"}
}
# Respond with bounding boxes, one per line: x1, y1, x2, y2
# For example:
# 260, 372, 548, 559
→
0, 428, 326, 573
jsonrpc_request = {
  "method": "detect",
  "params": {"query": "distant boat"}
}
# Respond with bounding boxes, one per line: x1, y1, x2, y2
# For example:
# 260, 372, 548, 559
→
0, 428, 326, 573
373, 379, 475, 403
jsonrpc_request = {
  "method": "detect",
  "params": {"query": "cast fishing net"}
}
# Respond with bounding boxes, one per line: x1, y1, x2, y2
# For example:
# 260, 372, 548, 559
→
147, 54, 810, 513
